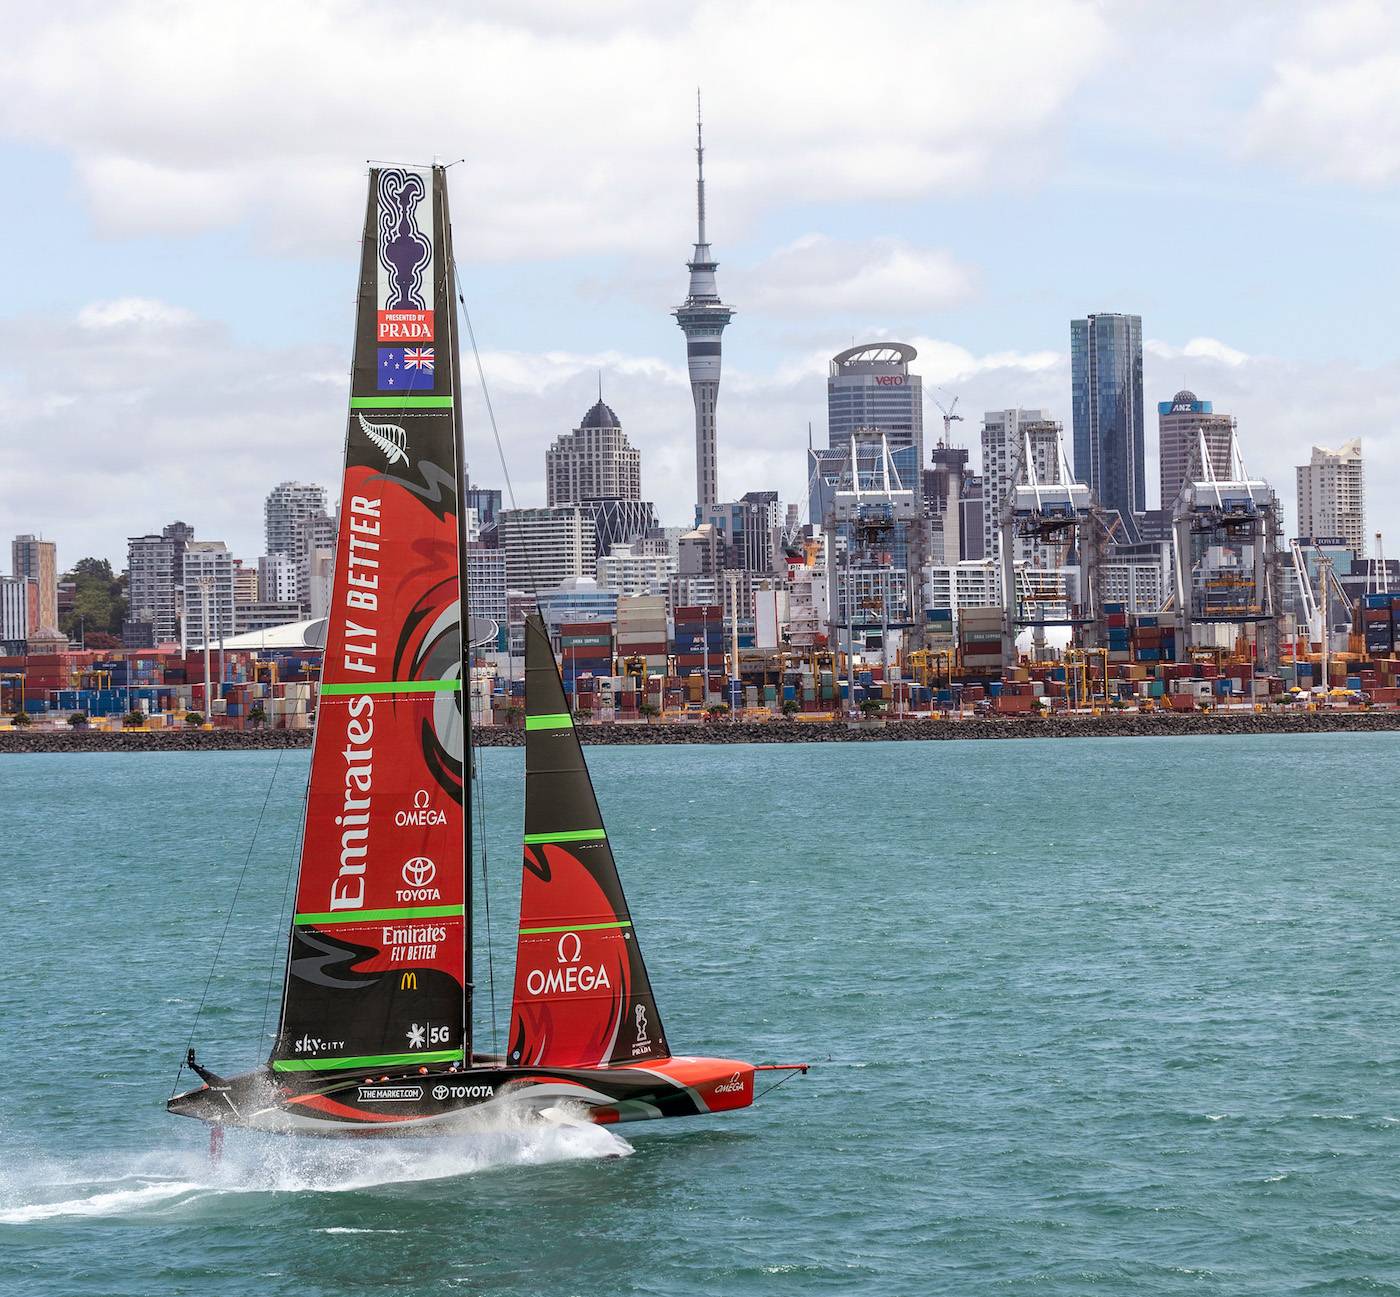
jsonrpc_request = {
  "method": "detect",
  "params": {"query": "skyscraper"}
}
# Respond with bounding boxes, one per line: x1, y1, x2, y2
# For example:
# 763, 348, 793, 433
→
980, 409, 1065, 571
264, 481, 328, 557
1297, 439, 1365, 552
673, 97, 734, 517
827, 342, 924, 465
1071, 313, 1144, 540
1157, 390, 1234, 510
545, 397, 642, 505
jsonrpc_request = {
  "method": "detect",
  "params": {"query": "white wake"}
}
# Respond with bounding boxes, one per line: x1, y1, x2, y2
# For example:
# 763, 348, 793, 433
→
0, 1104, 631, 1225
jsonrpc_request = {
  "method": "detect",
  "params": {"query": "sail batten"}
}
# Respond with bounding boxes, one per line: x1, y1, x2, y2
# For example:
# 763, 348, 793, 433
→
507, 614, 669, 1069
271, 164, 471, 1075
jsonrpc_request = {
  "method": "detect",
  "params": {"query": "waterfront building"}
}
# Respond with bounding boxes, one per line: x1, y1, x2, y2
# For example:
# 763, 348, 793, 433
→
959, 477, 985, 561
498, 507, 596, 592
257, 553, 298, 605
596, 543, 674, 597
546, 398, 641, 505
0, 575, 28, 651
11, 535, 58, 635
1102, 541, 1172, 614
1158, 390, 1234, 511
673, 103, 734, 516
127, 520, 193, 646
1297, 439, 1365, 555
180, 541, 236, 650
233, 601, 303, 636
537, 577, 619, 634
264, 481, 327, 558
1071, 312, 1144, 540
467, 547, 508, 625
827, 343, 924, 468
700, 491, 782, 575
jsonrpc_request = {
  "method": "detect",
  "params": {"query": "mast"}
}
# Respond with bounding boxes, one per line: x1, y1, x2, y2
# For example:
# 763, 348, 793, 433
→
440, 166, 473, 1063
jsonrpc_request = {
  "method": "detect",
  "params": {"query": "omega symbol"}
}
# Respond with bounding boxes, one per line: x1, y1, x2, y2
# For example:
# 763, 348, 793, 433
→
556, 931, 582, 964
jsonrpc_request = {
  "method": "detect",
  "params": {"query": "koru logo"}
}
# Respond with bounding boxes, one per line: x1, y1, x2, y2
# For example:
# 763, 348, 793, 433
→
556, 931, 582, 964
402, 857, 437, 888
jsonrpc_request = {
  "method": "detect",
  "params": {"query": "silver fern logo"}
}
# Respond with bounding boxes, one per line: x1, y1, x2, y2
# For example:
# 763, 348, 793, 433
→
358, 413, 408, 465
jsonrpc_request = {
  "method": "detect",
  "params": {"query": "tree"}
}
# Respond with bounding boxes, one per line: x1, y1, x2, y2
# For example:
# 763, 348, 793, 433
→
123, 711, 145, 728
59, 558, 127, 642
67, 712, 88, 728
11, 710, 32, 727
859, 698, 886, 717
705, 702, 730, 719
184, 711, 205, 727
781, 699, 799, 716
638, 700, 660, 722
248, 704, 267, 728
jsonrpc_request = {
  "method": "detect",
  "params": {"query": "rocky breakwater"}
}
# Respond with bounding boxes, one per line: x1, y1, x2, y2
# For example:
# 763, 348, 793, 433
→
474, 709, 1400, 746
5, 710, 1400, 754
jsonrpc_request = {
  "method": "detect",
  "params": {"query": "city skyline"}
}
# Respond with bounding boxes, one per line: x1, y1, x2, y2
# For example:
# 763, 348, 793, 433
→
2, 4, 1399, 566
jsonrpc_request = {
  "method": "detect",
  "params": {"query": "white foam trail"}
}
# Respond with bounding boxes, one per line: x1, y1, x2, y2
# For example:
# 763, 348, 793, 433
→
0, 1103, 631, 1225
0, 1181, 201, 1225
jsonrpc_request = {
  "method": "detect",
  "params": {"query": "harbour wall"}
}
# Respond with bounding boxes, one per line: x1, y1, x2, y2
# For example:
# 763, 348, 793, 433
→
5, 710, 1400, 753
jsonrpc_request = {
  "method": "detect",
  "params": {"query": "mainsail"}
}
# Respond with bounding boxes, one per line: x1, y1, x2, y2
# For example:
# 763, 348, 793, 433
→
507, 615, 669, 1069
271, 164, 470, 1076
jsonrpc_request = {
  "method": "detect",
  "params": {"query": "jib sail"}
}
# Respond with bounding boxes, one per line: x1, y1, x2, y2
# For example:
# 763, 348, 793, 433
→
271, 164, 470, 1076
507, 614, 669, 1069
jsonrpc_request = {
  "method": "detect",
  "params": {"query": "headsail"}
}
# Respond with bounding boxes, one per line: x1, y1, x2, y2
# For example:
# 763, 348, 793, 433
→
507, 615, 669, 1069
271, 164, 471, 1077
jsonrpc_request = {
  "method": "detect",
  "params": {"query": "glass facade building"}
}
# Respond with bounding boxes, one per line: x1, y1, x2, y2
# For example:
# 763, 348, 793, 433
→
1071, 313, 1144, 542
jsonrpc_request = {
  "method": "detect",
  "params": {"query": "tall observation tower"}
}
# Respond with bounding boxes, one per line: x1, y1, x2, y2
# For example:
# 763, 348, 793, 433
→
673, 95, 734, 517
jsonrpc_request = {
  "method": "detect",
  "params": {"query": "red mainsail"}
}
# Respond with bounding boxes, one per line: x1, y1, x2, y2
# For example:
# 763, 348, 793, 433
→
271, 165, 470, 1076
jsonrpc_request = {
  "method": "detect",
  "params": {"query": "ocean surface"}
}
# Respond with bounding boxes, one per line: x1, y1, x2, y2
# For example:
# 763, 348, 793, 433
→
2, 734, 1399, 1296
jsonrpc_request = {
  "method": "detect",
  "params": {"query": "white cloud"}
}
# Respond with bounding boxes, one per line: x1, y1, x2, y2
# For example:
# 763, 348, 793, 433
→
1146, 337, 1251, 368
0, 1, 1109, 258
77, 298, 197, 330
745, 236, 975, 316
1243, 1, 1400, 184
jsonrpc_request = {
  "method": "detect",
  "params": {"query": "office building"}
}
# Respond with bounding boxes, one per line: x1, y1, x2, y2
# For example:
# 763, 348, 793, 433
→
827, 343, 923, 464
498, 507, 596, 592
257, 553, 299, 605
1297, 439, 1365, 555
0, 575, 28, 650
467, 546, 508, 625
1071, 312, 1144, 539
265, 481, 328, 557
546, 398, 642, 505
923, 445, 969, 566
579, 498, 657, 561
294, 512, 337, 607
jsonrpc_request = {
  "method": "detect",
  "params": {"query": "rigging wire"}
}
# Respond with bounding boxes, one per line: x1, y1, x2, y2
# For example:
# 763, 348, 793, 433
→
257, 757, 313, 1064
173, 747, 285, 1096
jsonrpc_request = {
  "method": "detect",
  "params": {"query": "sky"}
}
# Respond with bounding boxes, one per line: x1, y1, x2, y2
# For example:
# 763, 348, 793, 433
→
1, 0, 1399, 571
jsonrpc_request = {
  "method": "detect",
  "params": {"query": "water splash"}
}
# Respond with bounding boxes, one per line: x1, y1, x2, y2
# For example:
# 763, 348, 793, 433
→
0, 1104, 630, 1225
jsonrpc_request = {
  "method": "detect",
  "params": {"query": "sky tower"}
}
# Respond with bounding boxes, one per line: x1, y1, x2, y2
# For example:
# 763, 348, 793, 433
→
674, 93, 734, 518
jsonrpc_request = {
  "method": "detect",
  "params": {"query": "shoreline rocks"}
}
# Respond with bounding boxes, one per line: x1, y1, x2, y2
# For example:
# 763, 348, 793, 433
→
4, 709, 1400, 753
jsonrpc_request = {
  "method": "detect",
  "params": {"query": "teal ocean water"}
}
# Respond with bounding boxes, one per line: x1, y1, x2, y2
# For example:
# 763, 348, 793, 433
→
2, 734, 1399, 1295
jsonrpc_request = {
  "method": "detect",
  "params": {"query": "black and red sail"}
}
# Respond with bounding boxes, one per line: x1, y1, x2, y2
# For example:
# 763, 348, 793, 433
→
507, 615, 669, 1070
271, 165, 470, 1077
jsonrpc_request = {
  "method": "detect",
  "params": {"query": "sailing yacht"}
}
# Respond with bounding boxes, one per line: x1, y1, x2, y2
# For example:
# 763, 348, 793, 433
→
168, 163, 803, 1135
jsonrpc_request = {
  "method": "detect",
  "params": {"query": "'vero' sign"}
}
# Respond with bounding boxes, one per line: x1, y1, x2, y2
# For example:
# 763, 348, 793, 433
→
874, 375, 905, 386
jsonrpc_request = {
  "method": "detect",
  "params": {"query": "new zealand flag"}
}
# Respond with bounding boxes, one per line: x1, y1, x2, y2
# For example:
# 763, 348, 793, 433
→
377, 347, 436, 392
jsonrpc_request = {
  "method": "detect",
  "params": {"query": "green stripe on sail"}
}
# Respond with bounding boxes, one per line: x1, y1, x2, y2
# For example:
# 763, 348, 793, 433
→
321, 679, 461, 695
293, 904, 465, 926
518, 920, 632, 935
272, 1049, 464, 1073
524, 712, 573, 730
350, 395, 453, 409
523, 828, 607, 844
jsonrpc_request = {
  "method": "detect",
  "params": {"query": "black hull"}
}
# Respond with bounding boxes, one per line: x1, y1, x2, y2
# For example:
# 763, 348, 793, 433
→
168, 1055, 757, 1136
